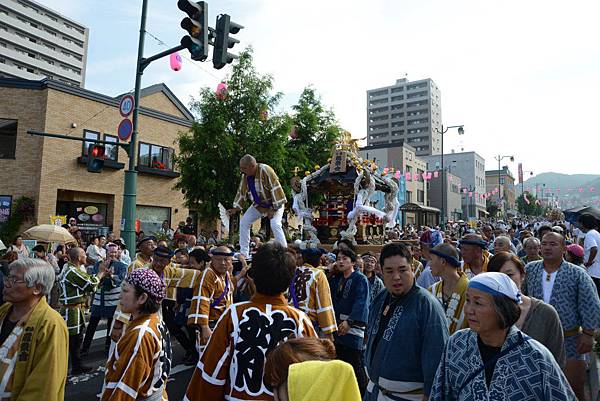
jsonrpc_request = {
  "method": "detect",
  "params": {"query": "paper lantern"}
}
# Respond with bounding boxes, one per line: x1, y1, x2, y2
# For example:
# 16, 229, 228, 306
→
260, 109, 268, 121
468, 192, 473, 198
462, 188, 467, 194
433, 171, 439, 178
406, 172, 411, 180
395, 171, 401, 179
170, 52, 182, 71
216, 82, 228, 100
289, 126, 298, 140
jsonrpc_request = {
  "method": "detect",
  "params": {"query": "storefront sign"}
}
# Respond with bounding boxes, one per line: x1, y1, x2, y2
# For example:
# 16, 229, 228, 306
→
0, 195, 12, 224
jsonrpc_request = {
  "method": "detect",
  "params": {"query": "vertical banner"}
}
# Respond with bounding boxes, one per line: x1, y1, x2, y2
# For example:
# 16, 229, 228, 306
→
518, 163, 523, 184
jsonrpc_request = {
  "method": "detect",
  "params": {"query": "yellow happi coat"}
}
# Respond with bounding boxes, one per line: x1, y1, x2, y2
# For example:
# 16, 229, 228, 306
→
428, 272, 469, 334
102, 313, 170, 401
0, 297, 68, 401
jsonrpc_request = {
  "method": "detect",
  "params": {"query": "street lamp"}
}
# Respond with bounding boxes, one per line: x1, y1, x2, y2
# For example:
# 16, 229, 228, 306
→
434, 124, 464, 226
494, 154, 514, 219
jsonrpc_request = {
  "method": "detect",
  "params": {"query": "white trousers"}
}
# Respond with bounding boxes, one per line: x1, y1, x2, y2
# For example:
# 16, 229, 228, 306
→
240, 205, 287, 257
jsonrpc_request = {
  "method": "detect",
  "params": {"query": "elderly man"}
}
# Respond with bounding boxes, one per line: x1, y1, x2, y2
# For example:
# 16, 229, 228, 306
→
493, 235, 513, 254
364, 243, 448, 401
128, 236, 156, 273
227, 154, 287, 257
188, 245, 237, 351
0, 258, 68, 400
58, 246, 107, 374
524, 232, 600, 401
458, 233, 490, 278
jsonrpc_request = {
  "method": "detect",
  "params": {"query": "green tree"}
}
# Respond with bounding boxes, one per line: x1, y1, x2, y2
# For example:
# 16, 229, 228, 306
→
175, 49, 344, 220
175, 47, 290, 218
516, 193, 543, 216
280, 86, 343, 192
486, 199, 499, 218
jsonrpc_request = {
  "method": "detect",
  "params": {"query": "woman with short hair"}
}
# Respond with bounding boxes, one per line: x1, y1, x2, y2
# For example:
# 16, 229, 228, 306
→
264, 337, 361, 401
488, 251, 566, 367
101, 268, 170, 401
430, 272, 575, 401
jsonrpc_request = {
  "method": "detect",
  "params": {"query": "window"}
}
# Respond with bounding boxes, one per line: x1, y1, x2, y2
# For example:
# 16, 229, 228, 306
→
417, 190, 425, 203
104, 134, 118, 161
82, 130, 99, 155
0, 119, 17, 159
138, 142, 174, 170
406, 191, 412, 202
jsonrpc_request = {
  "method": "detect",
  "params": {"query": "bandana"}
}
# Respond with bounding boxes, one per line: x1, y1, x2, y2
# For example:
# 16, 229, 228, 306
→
420, 229, 443, 247
429, 249, 461, 267
154, 246, 174, 259
458, 238, 488, 249
126, 268, 166, 302
326, 252, 337, 262
106, 242, 119, 252
468, 272, 522, 304
210, 249, 235, 257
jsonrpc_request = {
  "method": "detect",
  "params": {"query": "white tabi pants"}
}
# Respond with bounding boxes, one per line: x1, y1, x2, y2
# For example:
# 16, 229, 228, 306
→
240, 205, 287, 257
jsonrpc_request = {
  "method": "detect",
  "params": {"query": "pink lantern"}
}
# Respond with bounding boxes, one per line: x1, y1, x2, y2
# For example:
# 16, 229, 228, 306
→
468, 192, 473, 198
383, 167, 389, 174
260, 109, 268, 121
591, 187, 595, 192
169, 52, 182, 71
216, 82, 228, 100
405, 172, 411, 180
427, 172, 432, 180
289, 126, 298, 140
579, 188, 584, 193
395, 171, 401, 179
422, 172, 428, 180
462, 188, 467, 194
433, 171, 439, 178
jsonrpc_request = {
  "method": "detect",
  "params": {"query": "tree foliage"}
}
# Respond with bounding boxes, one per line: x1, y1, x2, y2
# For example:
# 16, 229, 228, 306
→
516, 193, 544, 216
175, 48, 342, 219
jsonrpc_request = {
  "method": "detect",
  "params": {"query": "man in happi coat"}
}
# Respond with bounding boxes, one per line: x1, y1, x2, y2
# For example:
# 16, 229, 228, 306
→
523, 232, 600, 401
227, 154, 287, 257
0, 258, 68, 401
288, 247, 337, 339
128, 236, 156, 273
364, 243, 448, 401
188, 246, 238, 350
184, 242, 316, 401
459, 234, 490, 279
58, 246, 107, 374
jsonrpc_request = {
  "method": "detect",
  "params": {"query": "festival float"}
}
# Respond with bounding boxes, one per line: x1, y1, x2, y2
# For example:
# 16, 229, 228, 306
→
291, 132, 400, 250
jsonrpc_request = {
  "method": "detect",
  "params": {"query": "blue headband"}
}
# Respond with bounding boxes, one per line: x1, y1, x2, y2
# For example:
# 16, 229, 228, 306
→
429, 249, 461, 267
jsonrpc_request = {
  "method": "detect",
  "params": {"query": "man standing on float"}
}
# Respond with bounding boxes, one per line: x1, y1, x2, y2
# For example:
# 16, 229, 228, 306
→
228, 154, 287, 257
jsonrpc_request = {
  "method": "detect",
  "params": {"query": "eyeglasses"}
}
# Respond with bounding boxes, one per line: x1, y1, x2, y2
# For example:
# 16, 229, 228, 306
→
3, 276, 26, 286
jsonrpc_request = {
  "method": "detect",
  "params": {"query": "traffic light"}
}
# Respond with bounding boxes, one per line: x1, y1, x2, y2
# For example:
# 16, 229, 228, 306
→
178, 0, 209, 61
87, 144, 105, 173
213, 14, 243, 69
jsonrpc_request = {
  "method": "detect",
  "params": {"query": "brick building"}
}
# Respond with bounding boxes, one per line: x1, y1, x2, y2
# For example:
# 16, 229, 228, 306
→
0, 77, 194, 241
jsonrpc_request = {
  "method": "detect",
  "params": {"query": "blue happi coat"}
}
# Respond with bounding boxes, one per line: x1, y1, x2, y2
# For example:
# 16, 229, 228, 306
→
329, 269, 369, 350
430, 326, 576, 401
364, 284, 448, 401
523, 260, 600, 333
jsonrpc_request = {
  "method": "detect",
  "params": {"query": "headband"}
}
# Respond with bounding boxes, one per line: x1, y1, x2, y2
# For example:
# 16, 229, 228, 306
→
459, 239, 488, 249
429, 249, 461, 267
210, 250, 235, 257
154, 246, 174, 259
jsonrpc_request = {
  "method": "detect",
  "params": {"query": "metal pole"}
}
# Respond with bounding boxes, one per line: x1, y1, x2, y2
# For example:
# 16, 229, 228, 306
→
122, 0, 149, 256
497, 157, 501, 219
441, 126, 445, 226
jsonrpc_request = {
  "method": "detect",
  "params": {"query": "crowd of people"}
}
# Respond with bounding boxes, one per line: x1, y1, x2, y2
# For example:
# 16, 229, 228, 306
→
0, 154, 598, 401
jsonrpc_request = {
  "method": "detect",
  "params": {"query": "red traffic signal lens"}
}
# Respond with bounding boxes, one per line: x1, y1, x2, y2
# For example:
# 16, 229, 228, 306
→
89, 145, 105, 158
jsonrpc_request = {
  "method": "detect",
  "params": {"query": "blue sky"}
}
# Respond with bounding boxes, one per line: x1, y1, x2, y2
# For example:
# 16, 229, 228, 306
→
43, 0, 600, 176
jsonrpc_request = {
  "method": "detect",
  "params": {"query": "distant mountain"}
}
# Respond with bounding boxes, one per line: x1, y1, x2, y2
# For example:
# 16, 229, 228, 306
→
522, 172, 600, 191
